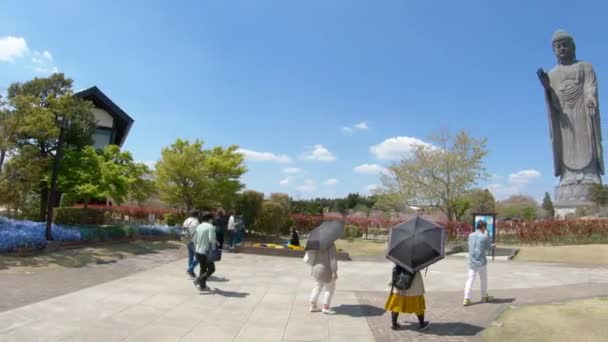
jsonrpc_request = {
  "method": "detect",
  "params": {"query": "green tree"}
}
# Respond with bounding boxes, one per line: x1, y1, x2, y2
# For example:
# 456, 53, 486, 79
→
379, 129, 488, 221
59, 145, 148, 208
155, 139, 246, 211
497, 195, 539, 221
130, 164, 156, 206
541, 192, 555, 219
589, 184, 608, 207
0, 95, 24, 174
0, 145, 46, 216
467, 188, 496, 213
255, 201, 286, 237
236, 190, 264, 228
7, 73, 95, 220
269, 193, 290, 212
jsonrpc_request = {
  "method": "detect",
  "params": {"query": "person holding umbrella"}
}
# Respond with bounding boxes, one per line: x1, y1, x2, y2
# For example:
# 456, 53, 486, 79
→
305, 221, 344, 315
385, 264, 430, 331
463, 220, 495, 306
385, 216, 445, 331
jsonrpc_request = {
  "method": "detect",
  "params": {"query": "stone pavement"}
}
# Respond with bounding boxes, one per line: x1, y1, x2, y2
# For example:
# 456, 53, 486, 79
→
1, 252, 607, 341
0, 241, 187, 312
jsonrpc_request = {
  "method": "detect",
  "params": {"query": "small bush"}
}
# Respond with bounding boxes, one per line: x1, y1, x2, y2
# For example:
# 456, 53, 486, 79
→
164, 212, 186, 227
344, 225, 362, 238
255, 202, 285, 236
55, 208, 108, 225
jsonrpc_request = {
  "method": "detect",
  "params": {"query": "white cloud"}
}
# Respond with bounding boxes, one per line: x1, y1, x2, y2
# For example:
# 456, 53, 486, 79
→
32, 50, 58, 75
342, 121, 369, 134
296, 179, 317, 193
354, 163, 389, 175
237, 148, 292, 163
370, 136, 433, 161
301, 144, 336, 162
508, 169, 541, 185
42, 50, 53, 61
279, 177, 291, 186
366, 184, 380, 194
283, 167, 304, 174
486, 169, 542, 200
0, 36, 28, 62
325, 178, 338, 185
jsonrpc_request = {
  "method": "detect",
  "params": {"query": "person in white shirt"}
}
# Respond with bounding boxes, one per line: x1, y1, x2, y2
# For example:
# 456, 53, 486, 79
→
226, 212, 236, 249
182, 211, 200, 278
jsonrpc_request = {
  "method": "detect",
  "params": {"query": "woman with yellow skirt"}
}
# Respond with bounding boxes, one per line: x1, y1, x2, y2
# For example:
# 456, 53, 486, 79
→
384, 264, 430, 331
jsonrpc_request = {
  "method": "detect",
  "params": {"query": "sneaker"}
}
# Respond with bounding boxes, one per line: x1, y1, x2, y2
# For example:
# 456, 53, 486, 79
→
463, 299, 471, 306
200, 285, 211, 291
187, 270, 196, 278
309, 305, 321, 312
482, 295, 494, 303
390, 323, 401, 330
322, 308, 336, 315
417, 321, 430, 331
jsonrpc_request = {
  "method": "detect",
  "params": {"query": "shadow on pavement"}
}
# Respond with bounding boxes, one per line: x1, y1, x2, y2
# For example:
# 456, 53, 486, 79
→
0, 241, 183, 271
469, 297, 516, 306
405, 322, 484, 336
334, 304, 386, 317
199, 288, 250, 298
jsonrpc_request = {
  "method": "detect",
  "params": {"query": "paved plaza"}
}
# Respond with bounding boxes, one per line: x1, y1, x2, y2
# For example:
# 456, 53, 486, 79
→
1, 250, 607, 341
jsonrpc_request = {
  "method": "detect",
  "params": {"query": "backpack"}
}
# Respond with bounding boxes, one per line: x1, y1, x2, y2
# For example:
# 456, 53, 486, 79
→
392, 267, 414, 290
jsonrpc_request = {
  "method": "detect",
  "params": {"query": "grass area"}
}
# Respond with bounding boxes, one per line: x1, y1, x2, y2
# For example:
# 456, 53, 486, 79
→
334, 238, 388, 257
0, 240, 183, 272
482, 297, 608, 342
513, 244, 608, 264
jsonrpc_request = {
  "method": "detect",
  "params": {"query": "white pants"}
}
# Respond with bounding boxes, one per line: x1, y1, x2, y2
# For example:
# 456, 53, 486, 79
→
464, 265, 488, 300
310, 280, 336, 307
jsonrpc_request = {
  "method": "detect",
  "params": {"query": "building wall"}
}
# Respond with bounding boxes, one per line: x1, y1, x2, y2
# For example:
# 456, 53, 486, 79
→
92, 108, 114, 128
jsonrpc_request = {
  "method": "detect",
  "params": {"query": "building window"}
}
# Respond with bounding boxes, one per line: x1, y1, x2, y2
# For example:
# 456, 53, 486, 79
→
93, 128, 112, 149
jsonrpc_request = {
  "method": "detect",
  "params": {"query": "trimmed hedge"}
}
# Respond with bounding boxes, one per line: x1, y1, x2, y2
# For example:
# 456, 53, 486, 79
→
55, 208, 109, 225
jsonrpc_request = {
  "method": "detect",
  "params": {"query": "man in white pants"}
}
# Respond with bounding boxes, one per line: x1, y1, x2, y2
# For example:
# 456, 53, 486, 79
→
463, 220, 495, 306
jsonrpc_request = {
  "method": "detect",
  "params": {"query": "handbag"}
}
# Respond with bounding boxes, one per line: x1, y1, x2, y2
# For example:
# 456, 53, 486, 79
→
392, 267, 414, 290
207, 248, 222, 262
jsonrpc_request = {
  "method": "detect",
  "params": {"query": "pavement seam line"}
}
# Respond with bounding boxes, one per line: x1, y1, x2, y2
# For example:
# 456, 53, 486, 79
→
230, 286, 269, 341
281, 290, 298, 342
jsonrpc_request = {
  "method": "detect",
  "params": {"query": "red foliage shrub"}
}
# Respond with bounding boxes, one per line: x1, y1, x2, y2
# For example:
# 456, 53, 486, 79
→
497, 219, 608, 244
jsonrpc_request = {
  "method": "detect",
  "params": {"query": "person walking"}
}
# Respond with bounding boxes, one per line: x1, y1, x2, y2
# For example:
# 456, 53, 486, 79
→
192, 212, 217, 291
384, 264, 430, 331
308, 243, 338, 314
182, 211, 199, 278
234, 212, 245, 245
213, 210, 227, 249
226, 211, 236, 249
463, 220, 495, 306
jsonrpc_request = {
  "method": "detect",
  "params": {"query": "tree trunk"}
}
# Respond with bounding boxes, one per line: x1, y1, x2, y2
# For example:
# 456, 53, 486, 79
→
0, 149, 6, 176
39, 183, 48, 222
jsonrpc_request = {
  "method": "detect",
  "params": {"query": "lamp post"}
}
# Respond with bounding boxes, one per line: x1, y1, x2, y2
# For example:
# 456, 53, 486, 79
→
45, 114, 70, 241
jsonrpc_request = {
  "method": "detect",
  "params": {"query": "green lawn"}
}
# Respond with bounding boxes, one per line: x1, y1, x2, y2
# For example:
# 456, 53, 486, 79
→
512, 244, 608, 264
482, 297, 608, 342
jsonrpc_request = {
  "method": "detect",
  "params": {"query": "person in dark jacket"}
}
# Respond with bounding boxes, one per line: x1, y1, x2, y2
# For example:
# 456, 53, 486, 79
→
289, 227, 300, 246
213, 210, 228, 249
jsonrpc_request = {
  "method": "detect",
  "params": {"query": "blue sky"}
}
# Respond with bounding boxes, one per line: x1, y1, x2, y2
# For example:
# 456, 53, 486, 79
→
2, 0, 608, 202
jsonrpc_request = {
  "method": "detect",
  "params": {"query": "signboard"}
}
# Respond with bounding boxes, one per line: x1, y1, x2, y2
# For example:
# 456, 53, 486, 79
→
472, 213, 496, 243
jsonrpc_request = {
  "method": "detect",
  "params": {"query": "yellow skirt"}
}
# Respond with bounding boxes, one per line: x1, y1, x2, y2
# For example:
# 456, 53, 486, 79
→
384, 293, 426, 315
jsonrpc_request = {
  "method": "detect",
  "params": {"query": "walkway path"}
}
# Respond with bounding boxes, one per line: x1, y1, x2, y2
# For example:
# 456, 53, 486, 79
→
1, 252, 607, 341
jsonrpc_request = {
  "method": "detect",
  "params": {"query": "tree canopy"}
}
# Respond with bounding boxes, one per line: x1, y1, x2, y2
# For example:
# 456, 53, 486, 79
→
378, 129, 488, 221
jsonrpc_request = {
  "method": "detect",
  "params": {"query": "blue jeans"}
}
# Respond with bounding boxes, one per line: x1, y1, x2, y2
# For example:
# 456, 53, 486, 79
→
187, 242, 199, 272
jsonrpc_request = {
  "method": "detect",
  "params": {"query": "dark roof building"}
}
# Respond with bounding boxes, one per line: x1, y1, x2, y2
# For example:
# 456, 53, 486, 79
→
74, 86, 134, 149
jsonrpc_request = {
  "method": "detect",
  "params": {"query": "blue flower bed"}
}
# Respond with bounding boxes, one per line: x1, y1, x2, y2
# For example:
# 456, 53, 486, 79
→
0, 216, 177, 253
136, 225, 179, 236
0, 216, 81, 253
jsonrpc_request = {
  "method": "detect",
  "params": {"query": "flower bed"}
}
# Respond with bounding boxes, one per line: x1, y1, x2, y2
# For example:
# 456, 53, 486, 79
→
235, 241, 350, 260
0, 216, 180, 254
